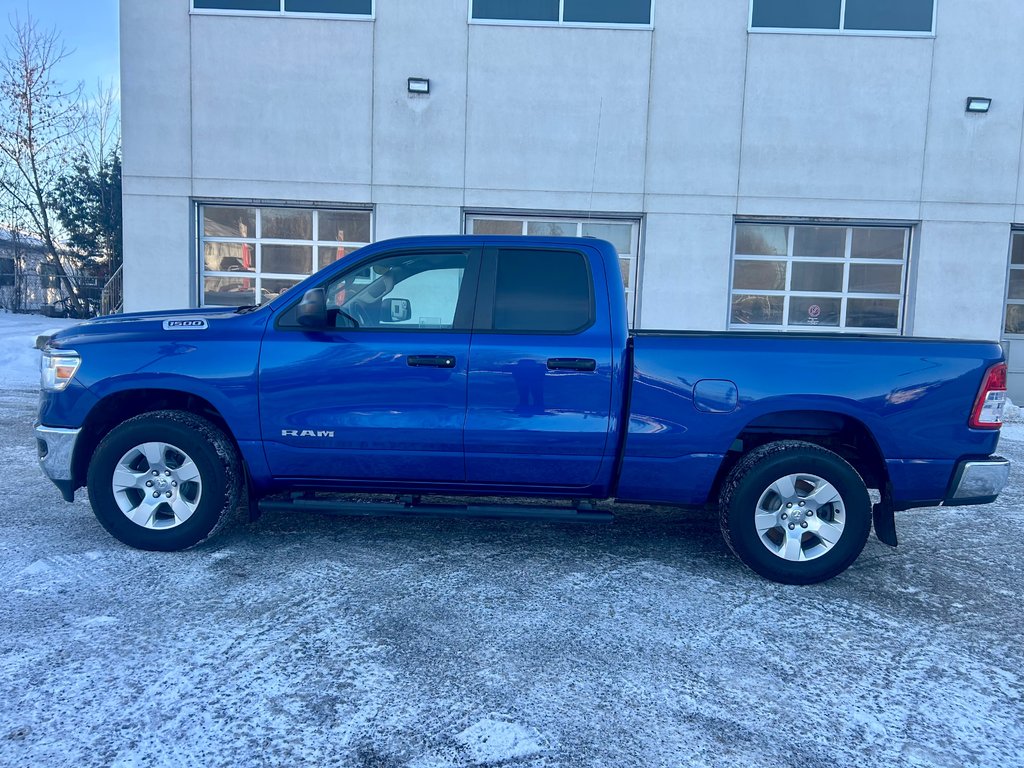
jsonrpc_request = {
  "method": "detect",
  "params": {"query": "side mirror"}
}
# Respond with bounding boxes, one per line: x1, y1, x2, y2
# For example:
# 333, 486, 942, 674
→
296, 288, 327, 328
381, 297, 412, 323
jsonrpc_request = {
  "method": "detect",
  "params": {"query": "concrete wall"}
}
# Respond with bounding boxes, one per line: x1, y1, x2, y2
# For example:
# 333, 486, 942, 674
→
122, 0, 1024, 392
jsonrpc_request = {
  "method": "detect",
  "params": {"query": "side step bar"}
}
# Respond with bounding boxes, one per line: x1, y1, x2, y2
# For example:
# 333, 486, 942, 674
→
258, 494, 613, 524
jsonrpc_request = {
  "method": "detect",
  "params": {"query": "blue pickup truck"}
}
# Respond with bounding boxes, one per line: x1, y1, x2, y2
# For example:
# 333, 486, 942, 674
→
36, 235, 1010, 583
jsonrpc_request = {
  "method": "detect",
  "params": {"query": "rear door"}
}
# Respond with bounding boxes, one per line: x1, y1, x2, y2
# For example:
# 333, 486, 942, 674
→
463, 244, 614, 488
259, 246, 479, 483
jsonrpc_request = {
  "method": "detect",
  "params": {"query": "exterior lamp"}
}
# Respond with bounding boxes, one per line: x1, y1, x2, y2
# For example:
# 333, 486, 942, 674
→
966, 97, 992, 114
408, 77, 430, 95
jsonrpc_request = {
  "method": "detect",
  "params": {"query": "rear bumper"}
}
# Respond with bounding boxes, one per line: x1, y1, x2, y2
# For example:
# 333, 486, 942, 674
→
35, 424, 80, 502
944, 457, 1010, 506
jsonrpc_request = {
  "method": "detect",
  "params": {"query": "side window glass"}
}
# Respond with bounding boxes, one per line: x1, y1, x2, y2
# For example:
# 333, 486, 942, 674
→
492, 249, 592, 332
325, 251, 468, 330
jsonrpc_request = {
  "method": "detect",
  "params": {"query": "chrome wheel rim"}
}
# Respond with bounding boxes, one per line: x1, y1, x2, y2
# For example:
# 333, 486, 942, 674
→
754, 473, 846, 562
111, 442, 203, 530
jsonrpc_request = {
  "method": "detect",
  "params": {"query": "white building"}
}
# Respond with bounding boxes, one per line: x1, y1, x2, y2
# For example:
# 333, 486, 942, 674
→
121, 1, 1024, 394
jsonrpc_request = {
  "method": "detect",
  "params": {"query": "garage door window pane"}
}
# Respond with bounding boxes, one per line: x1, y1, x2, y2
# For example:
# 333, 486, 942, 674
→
320, 211, 371, 244
794, 226, 846, 259
263, 208, 313, 240
194, 0, 280, 10
204, 206, 256, 238
844, 0, 933, 32
583, 222, 633, 253
205, 242, 254, 273
792, 262, 843, 292
563, 0, 651, 24
1012, 234, 1024, 266
733, 261, 787, 291
847, 299, 900, 329
732, 295, 784, 325
848, 264, 903, 294
527, 220, 578, 238
472, 0, 559, 21
284, 0, 372, 13
472, 219, 523, 235
752, 0, 841, 29
204, 277, 255, 306
1006, 305, 1024, 335
735, 224, 788, 256
852, 228, 905, 260
790, 297, 841, 327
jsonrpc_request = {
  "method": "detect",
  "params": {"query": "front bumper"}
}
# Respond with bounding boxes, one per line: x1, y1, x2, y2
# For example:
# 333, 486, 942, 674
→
945, 457, 1010, 506
35, 424, 81, 502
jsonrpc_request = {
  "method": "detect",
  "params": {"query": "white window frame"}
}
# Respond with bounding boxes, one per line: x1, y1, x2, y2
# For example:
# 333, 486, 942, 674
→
1003, 229, 1024, 338
469, 0, 654, 30
464, 211, 643, 327
198, 202, 373, 308
748, 0, 936, 37
190, 0, 375, 21
728, 220, 911, 335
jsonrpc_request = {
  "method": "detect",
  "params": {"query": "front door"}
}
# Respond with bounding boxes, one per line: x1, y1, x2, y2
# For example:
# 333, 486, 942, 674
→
259, 247, 479, 483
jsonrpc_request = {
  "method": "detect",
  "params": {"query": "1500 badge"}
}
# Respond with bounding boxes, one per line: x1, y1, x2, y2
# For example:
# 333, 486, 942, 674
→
163, 319, 209, 330
282, 430, 335, 438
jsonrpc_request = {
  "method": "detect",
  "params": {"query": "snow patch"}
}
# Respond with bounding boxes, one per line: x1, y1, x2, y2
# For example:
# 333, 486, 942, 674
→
0, 311, 81, 389
19, 559, 53, 577
454, 718, 546, 763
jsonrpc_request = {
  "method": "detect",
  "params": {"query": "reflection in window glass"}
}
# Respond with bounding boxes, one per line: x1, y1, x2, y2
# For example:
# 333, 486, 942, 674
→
562, 0, 651, 24
791, 262, 843, 292
284, 0, 372, 13
262, 208, 313, 240
847, 299, 900, 329
583, 222, 633, 253
1004, 233, 1024, 335
194, 0, 280, 11
752, 0, 841, 29
735, 224, 788, 256
734, 260, 786, 291
731, 295, 784, 326
852, 228, 906, 260
472, 0, 559, 21
844, 0, 933, 32
794, 226, 846, 259
472, 219, 523, 235
789, 297, 841, 327
199, 205, 372, 307
493, 249, 591, 332
730, 222, 909, 333
204, 206, 255, 238
527, 221, 577, 238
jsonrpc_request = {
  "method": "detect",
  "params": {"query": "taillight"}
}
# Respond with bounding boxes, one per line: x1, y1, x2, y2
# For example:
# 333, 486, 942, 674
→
970, 362, 1007, 429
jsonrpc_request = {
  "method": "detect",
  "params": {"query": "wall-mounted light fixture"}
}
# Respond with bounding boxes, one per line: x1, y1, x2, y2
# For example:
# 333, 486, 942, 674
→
966, 97, 992, 114
408, 77, 430, 95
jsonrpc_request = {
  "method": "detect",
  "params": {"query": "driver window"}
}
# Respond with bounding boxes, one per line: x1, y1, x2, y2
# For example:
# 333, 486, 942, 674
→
325, 251, 468, 329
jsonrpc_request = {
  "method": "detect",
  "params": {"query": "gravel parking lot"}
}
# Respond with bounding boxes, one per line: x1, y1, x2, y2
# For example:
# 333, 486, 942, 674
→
2, 380, 1023, 767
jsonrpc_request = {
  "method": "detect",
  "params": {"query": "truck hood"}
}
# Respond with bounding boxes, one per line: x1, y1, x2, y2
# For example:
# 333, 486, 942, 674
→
42, 306, 272, 349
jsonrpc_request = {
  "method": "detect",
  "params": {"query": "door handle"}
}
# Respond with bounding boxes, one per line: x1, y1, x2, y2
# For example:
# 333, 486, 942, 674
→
547, 358, 597, 372
407, 355, 457, 368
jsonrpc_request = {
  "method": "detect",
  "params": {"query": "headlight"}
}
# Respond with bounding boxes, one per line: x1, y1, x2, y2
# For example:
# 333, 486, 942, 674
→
41, 350, 81, 392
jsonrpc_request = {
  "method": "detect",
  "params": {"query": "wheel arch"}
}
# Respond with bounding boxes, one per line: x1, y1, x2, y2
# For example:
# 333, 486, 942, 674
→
708, 409, 889, 504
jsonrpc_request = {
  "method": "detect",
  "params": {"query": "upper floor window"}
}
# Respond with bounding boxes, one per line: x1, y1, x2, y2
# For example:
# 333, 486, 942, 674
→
471, 0, 652, 27
192, 0, 373, 17
751, 0, 934, 35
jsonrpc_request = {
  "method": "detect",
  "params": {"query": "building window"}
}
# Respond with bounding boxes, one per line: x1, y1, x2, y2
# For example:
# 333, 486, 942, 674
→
1004, 231, 1024, 335
730, 222, 909, 333
199, 204, 372, 307
465, 213, 642, 326
471, 0, 652, 26
192, 0, 373, 17
0, 257, 14, 287
750, 0, 934, 34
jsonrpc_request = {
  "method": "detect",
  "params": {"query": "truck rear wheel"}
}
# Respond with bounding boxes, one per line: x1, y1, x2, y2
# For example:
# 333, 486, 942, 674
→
86, 410, 241, 551
719, 441, 871, 584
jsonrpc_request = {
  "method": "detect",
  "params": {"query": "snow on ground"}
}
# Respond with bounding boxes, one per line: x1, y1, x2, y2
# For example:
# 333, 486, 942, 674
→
0, 311, 81, 388
0, 312, 1022, 766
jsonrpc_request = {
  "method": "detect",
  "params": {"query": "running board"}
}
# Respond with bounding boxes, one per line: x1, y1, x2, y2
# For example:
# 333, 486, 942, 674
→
258, 495, 613, 524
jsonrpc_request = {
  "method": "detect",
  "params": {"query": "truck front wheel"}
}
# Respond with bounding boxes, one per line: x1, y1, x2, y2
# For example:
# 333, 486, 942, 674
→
719, 441, 871, 584
86, 411, 242, 551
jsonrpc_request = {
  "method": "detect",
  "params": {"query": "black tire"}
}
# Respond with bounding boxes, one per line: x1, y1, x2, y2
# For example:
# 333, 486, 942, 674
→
86, 410, 242, 551
719, 440, 871, 584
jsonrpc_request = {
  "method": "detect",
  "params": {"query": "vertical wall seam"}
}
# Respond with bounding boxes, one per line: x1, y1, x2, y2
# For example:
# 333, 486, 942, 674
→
734, 27, 751, 215
369, 8, 377, 213
461, 19, 471, 214
917, 36, 938, 221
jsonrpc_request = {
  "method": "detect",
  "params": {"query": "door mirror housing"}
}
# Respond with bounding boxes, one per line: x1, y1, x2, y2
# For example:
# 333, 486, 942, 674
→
296, 288, 327, 328
381, 297, 412, 323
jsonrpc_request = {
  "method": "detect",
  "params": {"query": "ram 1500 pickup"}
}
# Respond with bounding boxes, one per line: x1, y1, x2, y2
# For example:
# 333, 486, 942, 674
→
35, 235, 1010, 583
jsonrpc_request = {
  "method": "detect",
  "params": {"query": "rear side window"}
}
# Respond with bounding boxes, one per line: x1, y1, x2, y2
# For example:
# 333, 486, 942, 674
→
492, 249, 592, 332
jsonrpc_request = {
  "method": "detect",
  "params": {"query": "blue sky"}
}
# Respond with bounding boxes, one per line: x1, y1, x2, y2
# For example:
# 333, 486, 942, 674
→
0, 0, 119, 92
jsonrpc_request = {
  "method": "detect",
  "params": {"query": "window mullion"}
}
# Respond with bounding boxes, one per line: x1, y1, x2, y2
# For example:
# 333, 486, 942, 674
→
559, 0, 565, 24
839, 0, 848, 30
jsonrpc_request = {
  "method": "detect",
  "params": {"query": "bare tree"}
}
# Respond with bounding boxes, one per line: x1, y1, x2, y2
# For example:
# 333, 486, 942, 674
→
0, 12, 85, 314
